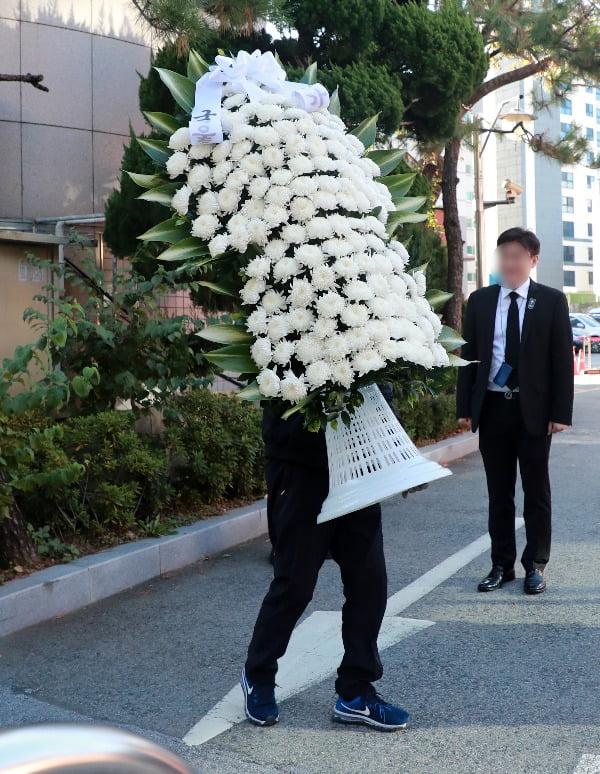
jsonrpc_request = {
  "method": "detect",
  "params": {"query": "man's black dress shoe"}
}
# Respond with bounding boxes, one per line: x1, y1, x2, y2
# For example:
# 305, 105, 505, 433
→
477, 565, 516, 592
524, 568, 546, 594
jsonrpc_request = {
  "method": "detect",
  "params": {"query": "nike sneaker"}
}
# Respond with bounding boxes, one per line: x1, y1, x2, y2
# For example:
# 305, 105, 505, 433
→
333, 692, 409, 731
241, 667, 279, 726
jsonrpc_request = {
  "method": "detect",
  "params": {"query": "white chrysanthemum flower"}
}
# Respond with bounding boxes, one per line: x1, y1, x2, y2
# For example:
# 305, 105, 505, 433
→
325, 334, 351, 361
251, 337, 272, 368
290, 197, 316, 223
313, 155, 337, 172
242, 198, 266, 219
270, 168, 294, 186
229, 225, 250, 253
231, 139, 253, 160
225, 169, 250, 190
296, 334, 320, 365
306, 360, 331, 389
245, 308, 269, 335
333, 256, 359, 278
289, 278, 315, 308
280, 371, 307, 403
365, 234, 386, 252
388, 274, 408, 296
188, 143, 212, 160
166, 151, 189, 179
266, 185, 292, 206
263, 204, 288, 226
171, 184, 192, 215
211, 140, 233, 163
272, 339, 295, 366
218, 187, 240, 213
197, 191, 219, 215
387, 317, 415, 340
240, 154, 265, 178
337, 193, 359, 211
331, 360, 354, 388
264, 240, 288, 261
252, 126, 281, 147
414, 270, 427, 296
247, 218, 270, 245
344, 326, 370, 351
311, 264, 336, 290
168, 126, 191, 151
191, 213, 219, 239
255, 103, 284, 122
365, 273, 390, 297
280, 223, 306, 244
240, 277, 266, 305
366, 319, 390, 344
404, 273, 419, 296
288, 307, 315, 332
212, 160, 234, 186
290, 176, 318, 197
432, 342, 450, 366
356, 157, 381, 177
273, 257, 299, 283
312, 317, 337, 339
312, 191, 338, 211
208, 233, 229, 257
316, 292, 346, 318
288, 155, 314, 176
285, 133, 307, 156
340, 303, 369, 328
284, 107, 307, 120
368, 296, 393, 319
390, 239, 410, 264
257, 368, 280, 398
378, 338, 405, 360
344, 280, 374, 302
417, 315, 436, 343
248, 177, 270, 199
346, 231, 368, 253
306, 135, 327, 157
353, 349, 386, 376
267, 314, 290, 341
187, 164, 211, 193
372, 253, 394, 276
245, 256, 271, 280
261, 289, 287, 314
229, 123, 251, 144
305, 217, 334, 241
389, 294, 418, 320
223, 93, 246, 109
296, 116, 319, 134
323, 238, 352, 258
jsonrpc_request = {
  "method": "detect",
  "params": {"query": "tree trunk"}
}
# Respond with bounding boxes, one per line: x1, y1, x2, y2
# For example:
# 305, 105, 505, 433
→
0, 478, 39, 570
441, 135, 464, 332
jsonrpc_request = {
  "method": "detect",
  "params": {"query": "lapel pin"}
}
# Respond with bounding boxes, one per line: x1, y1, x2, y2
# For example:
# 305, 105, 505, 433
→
527, 298, 536, 310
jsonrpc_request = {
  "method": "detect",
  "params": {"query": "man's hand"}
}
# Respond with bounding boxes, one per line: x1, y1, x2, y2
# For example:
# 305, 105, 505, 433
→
547, 421, 569, 435
458, 418, 472, 430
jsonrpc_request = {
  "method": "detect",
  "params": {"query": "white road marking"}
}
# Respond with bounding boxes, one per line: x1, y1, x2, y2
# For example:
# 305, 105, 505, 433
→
183, 519, 525, 747
574, 755, 600, 774
183, 612, 432, 746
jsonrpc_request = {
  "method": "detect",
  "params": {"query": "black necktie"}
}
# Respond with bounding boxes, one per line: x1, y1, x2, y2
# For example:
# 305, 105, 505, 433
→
505, 291, 520, 389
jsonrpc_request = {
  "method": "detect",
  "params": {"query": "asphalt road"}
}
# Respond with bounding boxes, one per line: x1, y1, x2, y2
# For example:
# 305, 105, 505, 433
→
0, 387, 599, 774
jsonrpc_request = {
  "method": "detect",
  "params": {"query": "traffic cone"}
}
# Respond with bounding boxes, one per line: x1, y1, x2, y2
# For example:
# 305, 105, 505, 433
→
579, 346, 586, 374
573, 347, 580, 375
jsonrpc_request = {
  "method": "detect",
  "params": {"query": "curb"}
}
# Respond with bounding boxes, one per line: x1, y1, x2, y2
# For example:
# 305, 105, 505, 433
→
0, 431, 478, 638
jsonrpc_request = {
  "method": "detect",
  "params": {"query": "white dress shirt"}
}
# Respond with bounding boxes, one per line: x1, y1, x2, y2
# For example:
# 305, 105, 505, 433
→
487, 278, 530, 392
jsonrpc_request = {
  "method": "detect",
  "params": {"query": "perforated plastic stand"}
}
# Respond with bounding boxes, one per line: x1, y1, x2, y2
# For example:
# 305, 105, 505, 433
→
317, 384, 452, 524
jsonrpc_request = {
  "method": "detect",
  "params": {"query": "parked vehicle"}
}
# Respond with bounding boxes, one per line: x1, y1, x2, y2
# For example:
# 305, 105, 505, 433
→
570, 313, 600, 353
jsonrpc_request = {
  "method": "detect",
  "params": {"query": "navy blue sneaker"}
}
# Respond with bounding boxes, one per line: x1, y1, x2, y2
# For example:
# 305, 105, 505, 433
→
333, 693, 409, 731
241, 667, 279, 726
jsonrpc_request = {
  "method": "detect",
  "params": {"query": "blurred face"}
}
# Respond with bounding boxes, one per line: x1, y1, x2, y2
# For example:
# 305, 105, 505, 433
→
496, 240, 539, 289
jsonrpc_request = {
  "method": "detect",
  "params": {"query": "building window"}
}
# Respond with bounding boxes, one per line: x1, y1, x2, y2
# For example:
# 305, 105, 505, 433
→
562, 196, 574, 213
465, 191, 474, 201
588, 247, 594, 261
586, 86, 594, 94
466, 245, 474, 255
597, 87, 600, 100
597, 108, 600, 124
561, 99, 573, 115
560, 122, 572, 138
467, 272, 475, 283
564, 246, 575, 263
587, 175, 595, 188
589, 272, 594, 285
586, 151, 595, 166
563, 221, 575, 238
586, 103, 594, 117
588, 223, 593, 237
586, 127, 594, 140
562, 171, 574, 188
564, 270, 575, 287
587, 199, 593, 212
464, 163, 473, 174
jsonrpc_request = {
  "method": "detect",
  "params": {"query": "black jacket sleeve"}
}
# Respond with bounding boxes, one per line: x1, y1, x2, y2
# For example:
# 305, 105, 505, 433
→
549, 292, 574, 426
456, 293, 478, 419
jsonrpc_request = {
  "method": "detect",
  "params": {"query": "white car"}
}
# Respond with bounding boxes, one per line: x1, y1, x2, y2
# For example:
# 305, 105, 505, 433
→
570, 313, 600, 352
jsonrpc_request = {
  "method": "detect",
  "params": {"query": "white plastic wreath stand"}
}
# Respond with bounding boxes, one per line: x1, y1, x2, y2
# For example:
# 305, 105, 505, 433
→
317, 384, 452, 524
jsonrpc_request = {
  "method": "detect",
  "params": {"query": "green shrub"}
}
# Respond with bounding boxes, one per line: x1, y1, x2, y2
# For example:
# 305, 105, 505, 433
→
395, 393, 458, 443
164, 388, 265, 505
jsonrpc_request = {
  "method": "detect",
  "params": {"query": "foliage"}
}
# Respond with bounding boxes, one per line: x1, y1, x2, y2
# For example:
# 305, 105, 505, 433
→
27, 525, 79, 563
379, 0, 488, 143
394, 392, 458, 444
13, 256, 210, 414
163, 388, 265, 504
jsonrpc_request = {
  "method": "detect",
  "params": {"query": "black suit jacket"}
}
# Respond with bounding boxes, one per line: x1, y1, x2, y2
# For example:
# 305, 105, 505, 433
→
456, 280, 574, 435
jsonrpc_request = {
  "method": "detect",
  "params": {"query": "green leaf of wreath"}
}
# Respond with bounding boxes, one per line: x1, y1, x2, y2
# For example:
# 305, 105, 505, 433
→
236, 380, 263, 401
438, 325, 466, 352
137, 183, 178, 206
138, 217, 189, 243
197, 324, 254, 344
378, 173, 416, 199
136, 137, 172, 165
187, 49, 210, 81
143, 111, 184, 136
126, 171, 167, 189
367, 148, 404, 177
203, 344, 259, 374
425, 289, 453, 311
157, 237, 209, 262
154, 67, 196, 113
350, 114, 379, 149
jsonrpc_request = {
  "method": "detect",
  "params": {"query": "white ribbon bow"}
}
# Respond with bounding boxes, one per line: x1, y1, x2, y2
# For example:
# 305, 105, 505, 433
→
189, 50, 330, 145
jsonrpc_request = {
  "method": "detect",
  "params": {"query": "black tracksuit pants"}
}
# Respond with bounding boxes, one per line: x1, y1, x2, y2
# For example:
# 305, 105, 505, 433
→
244, 458, 387, 700
478, 391, 552, 571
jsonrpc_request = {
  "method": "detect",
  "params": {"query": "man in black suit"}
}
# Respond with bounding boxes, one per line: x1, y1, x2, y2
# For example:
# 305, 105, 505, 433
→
457, 227, 573, 594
